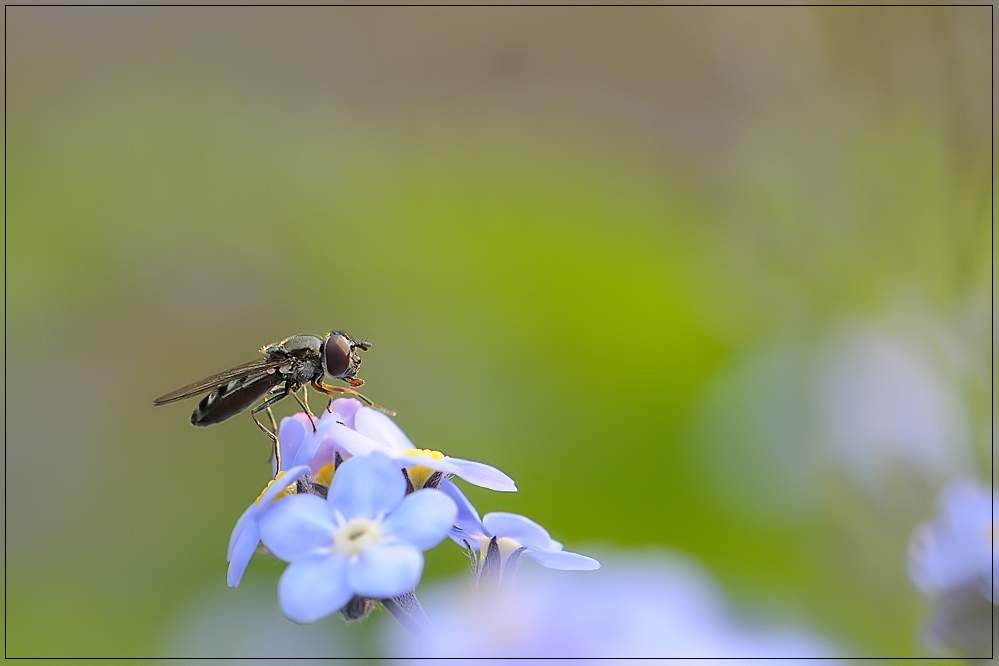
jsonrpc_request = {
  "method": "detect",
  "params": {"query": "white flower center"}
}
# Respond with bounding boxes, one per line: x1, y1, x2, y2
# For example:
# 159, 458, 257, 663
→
333, 517, 383, 556
473, 535, 523, 575
495, 537, 522, 560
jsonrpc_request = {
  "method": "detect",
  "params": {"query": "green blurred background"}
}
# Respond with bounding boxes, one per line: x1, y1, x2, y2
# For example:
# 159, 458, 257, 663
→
5, 6, 992, 658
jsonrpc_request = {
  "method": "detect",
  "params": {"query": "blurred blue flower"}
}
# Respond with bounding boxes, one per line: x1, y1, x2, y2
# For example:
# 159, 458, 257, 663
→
908, 480, 997, 656
909, 479, 997, 602
909, 481, 999, 658
226, 464, 311, 588
385, 552, 839, 659
815, 323, 974, 491
440, 479, 599, 584
257, 451, 457, 623
313, 400, 516, 492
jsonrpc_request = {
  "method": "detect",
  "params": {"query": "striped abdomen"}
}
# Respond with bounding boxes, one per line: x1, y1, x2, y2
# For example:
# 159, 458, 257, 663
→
191, 371, 283, 426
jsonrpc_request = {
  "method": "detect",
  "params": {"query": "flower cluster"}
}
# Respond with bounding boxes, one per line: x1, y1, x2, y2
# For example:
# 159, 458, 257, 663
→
226, 398, 600, 627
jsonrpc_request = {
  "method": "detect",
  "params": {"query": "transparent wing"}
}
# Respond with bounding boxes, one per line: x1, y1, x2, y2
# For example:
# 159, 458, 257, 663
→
153, 357, 285, 405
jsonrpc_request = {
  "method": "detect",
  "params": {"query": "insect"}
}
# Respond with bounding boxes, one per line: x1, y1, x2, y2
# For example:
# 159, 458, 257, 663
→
153, 332, 392, 468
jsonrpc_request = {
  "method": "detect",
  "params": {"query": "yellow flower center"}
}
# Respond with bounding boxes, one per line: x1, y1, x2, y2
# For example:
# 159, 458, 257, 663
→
333, 517, 383, 556
402, 449, 447, 489
403, 448, 448, 461
314, 463, 335, 488
254, 471, 296, 507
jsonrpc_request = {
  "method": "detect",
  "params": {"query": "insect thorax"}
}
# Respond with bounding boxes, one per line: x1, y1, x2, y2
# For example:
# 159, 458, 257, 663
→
286, 357, 323, 385
279, 335, 324, 355
259, 334, 323, 358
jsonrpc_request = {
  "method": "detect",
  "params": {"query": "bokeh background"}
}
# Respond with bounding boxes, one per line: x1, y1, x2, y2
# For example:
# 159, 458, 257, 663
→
5, 5, 992, 658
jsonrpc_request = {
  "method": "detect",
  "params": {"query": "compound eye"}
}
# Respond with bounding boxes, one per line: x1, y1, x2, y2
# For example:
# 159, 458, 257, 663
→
323, 334, 352, 378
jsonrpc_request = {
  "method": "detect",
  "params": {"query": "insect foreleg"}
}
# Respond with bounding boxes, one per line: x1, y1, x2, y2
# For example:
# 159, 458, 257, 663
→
312, 380, 396, 417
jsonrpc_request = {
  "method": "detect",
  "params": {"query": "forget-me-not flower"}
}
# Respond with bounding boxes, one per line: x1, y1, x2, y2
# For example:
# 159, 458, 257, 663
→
257, 451, 458, 623
227, 464, 311, 588
311, 399, 516, 492
440, 479, 599, 585
909, 479, 997, 602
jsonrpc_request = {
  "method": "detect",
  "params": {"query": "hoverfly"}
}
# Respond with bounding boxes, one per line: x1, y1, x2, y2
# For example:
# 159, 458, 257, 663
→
153, 332, 392, 467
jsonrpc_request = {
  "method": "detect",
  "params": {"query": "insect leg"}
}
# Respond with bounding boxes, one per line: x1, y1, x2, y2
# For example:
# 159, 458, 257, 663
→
291, 388, 318, 433
250, 410, 280, 470
260, 384, 282, 435
312, 380, 397, 417
251, 387, 292, 471
301, 386, 312, 415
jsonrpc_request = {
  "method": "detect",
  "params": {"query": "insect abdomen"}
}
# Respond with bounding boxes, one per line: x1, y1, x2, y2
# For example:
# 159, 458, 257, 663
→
191, 372, 282, 426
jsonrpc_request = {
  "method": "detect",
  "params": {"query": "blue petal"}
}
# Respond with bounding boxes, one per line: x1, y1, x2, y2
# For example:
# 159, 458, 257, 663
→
227, 466, 308, 566
315, 409, 346, 438
439, 480, 485, 536
275, 416, 308, 475
396, 456, 517, 492
354, 407, 415, 452
482, 512, 553, 550
348, 541, 423, 599
445, 458, 517, 492
306, 434, 340, 475
526, 548, 601, 571
289, 431, 322, 470
909, 522, 981, 591
226, 519, 260, 587
260, 466, 310, 506
327, 423, 391, 457
394, 455, 459, 475
382, 489, 458, 550
328, 452, 406, 520
227, 503, 258, 561
326, 398, 363, 429
258, 494, 335, 562
278, 552, 353, 623
940, 481, 994, 538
